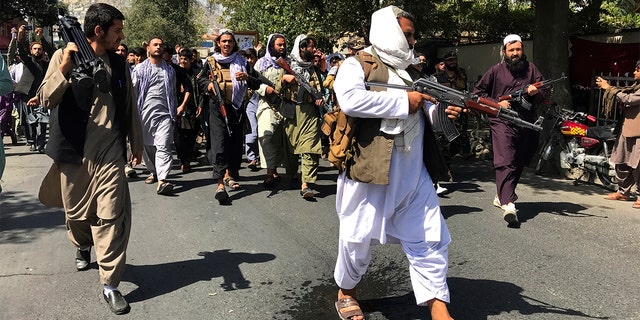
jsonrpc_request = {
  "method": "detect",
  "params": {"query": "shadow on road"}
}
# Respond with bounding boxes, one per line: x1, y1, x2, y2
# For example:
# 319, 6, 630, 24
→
0, 190, 65, 244
122, 249, 276, 302
447, 277, 609, 320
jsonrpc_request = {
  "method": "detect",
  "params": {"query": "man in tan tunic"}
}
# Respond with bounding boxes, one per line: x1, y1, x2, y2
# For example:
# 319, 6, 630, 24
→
38, 3, 142, 315
597, 60, 640, 209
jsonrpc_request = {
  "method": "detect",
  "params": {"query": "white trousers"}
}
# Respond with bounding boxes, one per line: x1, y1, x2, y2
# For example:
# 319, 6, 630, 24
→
334, 238, 450, 305
142, 117, 174, 181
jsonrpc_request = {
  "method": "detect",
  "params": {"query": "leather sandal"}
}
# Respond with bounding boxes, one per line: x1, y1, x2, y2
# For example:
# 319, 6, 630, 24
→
335, 297, 363, 320
633, 201, 640, 209
224, 177, 240, 190
604, 192, 634, 201
145, 175, 157, 184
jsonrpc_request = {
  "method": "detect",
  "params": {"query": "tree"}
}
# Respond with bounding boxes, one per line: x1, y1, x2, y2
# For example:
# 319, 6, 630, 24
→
534, 0, 571, 108
124, 0, 206, 49
0, 0, 62, 27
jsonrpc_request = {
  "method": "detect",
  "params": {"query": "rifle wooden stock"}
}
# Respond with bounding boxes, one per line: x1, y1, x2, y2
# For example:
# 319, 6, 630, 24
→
498, 74, 567, 101
469, 97, 500, 117
366, 78, 544, 138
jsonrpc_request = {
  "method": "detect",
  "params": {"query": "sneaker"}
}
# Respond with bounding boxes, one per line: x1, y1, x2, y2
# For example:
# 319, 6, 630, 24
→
501, 202, 519, 224
492, 195, 501, 208
124, 162, 137, 178
436, 184, 448, 196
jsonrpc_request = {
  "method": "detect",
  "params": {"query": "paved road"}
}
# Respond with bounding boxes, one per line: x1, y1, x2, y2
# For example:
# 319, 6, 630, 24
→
1, 136, 639, 320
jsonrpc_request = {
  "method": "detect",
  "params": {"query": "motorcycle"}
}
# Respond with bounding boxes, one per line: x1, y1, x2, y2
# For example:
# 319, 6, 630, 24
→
535, 105, 617, 189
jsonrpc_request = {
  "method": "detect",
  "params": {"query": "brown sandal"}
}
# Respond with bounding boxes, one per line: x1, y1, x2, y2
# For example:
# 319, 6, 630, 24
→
633, 201, 640, 209
145, 175, 157, 184
335, 297, 364, 320
604, 192, 634, 201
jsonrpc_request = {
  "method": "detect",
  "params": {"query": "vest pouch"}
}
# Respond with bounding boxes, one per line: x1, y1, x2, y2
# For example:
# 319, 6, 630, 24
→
281, 100, 296, 119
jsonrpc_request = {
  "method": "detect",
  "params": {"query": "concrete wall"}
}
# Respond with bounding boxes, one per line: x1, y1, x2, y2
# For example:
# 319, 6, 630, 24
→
435, 29, 638, 87
437, 41, 534, 86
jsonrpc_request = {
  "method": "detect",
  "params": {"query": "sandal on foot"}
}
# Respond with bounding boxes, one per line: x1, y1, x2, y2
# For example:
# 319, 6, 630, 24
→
300, 187, 315, 199
263, 176, 277, 187
633, 201, 640, 209
215, 187, 229, 203
335, 297, 364, 320
247, 161, 259, 171
224, 177, 240, 190
157, 182, 174, 195
145, 175, 157, 184
604, 192, 634, 201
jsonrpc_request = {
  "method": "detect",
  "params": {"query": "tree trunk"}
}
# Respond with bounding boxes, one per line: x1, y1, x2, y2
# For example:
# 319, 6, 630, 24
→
533, 0, 572, 109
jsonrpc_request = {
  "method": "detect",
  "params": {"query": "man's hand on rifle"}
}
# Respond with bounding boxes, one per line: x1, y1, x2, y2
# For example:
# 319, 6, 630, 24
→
59, 42, 78, 76
314, 98, 324, 107
282, 74, 296, 84
407, 91, 435, 114
526, 84, 538, 96
265, 86, 275, 95
498, 99, 511, 109
444, 105, 463, 119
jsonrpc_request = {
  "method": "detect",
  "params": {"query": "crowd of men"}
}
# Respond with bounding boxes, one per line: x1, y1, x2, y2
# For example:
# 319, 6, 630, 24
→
2, 2, 639, 319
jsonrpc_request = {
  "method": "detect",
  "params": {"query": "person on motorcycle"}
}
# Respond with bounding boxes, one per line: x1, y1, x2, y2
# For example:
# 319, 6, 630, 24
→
596, 60, 640, 209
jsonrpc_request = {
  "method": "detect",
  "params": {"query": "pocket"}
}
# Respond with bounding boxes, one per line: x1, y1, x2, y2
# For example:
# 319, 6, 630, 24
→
281, 100, 296, 119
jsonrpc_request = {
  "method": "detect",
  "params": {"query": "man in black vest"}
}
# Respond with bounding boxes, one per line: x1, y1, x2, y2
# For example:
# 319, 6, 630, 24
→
37, 3, 143, 315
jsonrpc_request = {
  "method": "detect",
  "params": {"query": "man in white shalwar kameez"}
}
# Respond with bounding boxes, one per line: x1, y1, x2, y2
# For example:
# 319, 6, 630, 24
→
332, 6, 456, 320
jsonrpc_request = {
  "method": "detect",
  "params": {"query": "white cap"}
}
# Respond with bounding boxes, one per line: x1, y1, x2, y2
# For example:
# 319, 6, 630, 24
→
503, 34, 522, 46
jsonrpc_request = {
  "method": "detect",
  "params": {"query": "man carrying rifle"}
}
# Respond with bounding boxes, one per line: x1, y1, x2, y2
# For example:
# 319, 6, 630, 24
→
254, 33, 295, 187
38, 3, 143, 314
282, 34, 324, 199
198, 29, 261, 203
332, 6, 459, 320
473, 34, 548, 227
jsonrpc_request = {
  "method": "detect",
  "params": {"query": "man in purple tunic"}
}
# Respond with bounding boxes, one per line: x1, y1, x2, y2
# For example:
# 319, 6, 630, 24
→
474, 34, 548, 226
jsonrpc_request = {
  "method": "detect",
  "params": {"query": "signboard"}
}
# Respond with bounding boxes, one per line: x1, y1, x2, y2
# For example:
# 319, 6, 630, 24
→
235, 31, 258, 50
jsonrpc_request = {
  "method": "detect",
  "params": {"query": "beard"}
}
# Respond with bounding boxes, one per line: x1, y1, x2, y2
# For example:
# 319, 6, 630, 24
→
505, 54, 529, 75
445, 63, 457, 71
301, 49, 315, 62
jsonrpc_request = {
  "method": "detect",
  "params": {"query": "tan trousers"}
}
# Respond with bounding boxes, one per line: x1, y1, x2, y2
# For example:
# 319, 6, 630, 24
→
66, 206, 131, 287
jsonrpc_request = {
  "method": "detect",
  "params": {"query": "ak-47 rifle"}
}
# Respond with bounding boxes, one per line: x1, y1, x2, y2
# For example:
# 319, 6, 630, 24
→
208, 72, 232, 136
250, 73, 283, 107
275, 57, 329, 112
499, 74, 567, 101
57, 9, 109, 92
365, 78, 544, 142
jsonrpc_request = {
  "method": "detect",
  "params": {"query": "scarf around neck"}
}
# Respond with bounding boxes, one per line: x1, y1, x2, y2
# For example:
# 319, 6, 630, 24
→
212, 51, 247, 110
258, 33, 286, 73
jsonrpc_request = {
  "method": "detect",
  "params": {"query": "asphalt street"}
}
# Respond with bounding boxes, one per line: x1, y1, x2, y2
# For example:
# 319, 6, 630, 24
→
1, 136, 639, 320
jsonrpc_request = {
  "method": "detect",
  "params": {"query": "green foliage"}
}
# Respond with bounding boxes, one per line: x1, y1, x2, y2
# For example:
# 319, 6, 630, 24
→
124, 0, 205, 50
600, 0, 640, 30
0, 0, 63, 26
212, 0, 636, 52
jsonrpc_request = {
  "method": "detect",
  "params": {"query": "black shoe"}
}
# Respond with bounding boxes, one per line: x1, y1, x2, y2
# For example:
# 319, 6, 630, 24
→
29, 144, 36, 151
103, 290, 130, 315
75, 248, 91, 271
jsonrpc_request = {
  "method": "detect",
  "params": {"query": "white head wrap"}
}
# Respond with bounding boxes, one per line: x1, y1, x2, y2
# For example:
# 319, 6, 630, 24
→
503, 34, 522, 46
369, 6, 414, 70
